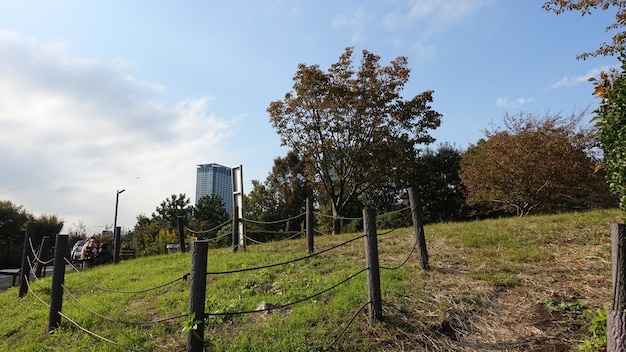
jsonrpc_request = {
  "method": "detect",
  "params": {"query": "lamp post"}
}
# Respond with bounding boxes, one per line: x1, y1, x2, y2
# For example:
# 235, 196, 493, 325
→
113, 189, 125, 263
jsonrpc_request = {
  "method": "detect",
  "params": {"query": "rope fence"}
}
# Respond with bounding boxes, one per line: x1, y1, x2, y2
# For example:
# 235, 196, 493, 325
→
206, 234, 365, 276
205, 268, 367, 317
186, 218, 232, 235
11, 187, 429, 351
63, 257, 190, 294
241, 211, 305, 225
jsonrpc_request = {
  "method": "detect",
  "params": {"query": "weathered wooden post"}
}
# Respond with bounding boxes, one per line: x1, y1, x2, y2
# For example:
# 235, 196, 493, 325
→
48, 234, 68, 332
608, 223, 626, 351
19, 222, 35, 297
232, 206, 239, 252
187, 240, 208, 352
306, 197, 314, 254
35, 236, 52, 278
363, 208, 382, 324
408, 187, 430, 270
178, 216, 187, 253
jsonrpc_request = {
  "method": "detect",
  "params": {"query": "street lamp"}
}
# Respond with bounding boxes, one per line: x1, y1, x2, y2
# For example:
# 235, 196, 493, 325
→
113, 189, 125, 263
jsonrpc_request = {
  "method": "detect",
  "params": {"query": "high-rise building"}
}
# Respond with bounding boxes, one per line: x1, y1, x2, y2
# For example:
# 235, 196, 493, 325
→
195, 163, 233, 214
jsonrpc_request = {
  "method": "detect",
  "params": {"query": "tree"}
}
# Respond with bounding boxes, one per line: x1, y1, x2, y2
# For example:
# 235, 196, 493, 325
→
32, 214, 64, 243
131, 215, 174, 255
0, 201, 63, 265
413, 143, 467, 223
593, 55, 626, 210
0, 201, 30, 265
0, 200, 29, 243
266, 150, 313, 231
460, 111, 613, 216
245, 150, 313, 236
268, 47, 442, 234
193, 194, 229, 230
543, 0, 626, 59
152, 194, 192, 229
246, 180, 279, 223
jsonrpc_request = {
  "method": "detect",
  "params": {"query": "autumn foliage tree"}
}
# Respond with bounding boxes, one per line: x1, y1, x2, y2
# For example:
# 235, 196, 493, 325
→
543, 0, 626, 59
460, 111, 613, 217
268, 47, 442, 234
593, 55, 626, 210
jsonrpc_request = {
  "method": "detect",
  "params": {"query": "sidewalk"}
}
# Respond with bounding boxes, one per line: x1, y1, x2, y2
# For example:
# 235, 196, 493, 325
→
0, 265, 66, 293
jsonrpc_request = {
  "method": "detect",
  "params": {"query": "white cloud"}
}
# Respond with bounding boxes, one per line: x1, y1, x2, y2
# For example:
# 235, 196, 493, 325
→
381, 0, 494, 59
384, 0, 494, 31
495, 96, 534, 109
550, 66, 615, 89
0, 30, 232, 233
332, 6, 375, 43
515, 97, 534, 105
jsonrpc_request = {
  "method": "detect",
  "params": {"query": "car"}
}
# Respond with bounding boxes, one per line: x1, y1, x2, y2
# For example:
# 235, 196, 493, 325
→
70, 239, 86, 262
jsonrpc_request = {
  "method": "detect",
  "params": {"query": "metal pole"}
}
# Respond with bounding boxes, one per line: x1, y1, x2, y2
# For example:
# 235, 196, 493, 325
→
114, 227, 121, 263
232, 206, 239, 252
178, 216, 186, 253
113, 189, 125, 263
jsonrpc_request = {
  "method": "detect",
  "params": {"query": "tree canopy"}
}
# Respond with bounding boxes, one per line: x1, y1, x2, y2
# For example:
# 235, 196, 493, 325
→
593, 55, 626, 210
543, 0, 626, 59
151, 193, 192, 229
268, 47, 441, 233
413, 143, 467, 223
460, 111, 613, 216
194, 194, 229, 230
246, 150, 313, 234
0, 200, 64, 265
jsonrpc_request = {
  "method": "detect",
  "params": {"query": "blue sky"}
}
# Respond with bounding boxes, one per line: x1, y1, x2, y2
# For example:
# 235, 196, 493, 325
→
0, 1, 619, 234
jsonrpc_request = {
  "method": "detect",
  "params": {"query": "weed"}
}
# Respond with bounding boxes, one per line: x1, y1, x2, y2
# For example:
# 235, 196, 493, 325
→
578, 306, 607, 352
544, 297, 588, 315
181, 313, 205, 344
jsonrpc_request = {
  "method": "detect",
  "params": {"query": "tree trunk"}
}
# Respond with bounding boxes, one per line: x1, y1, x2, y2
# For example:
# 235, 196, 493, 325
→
331, 203, 341, 235
609, 223, 626, 352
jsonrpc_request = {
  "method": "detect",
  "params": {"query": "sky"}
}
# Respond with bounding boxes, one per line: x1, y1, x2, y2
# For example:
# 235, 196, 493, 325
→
0, 1, 619, 235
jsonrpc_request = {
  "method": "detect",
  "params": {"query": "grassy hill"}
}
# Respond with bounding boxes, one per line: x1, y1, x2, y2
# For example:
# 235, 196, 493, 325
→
0, 208, 622, 351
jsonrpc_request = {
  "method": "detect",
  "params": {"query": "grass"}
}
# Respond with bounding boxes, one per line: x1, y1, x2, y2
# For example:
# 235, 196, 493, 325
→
0, 208, 622, 351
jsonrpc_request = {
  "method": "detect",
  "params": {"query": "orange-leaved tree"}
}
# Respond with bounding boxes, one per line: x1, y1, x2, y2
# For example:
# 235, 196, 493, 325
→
459, 111, 613, 217
268, 47, 442, 234
543, 0, 626, 59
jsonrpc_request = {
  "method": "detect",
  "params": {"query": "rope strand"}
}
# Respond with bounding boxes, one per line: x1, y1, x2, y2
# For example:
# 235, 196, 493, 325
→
64, 257, 189, 294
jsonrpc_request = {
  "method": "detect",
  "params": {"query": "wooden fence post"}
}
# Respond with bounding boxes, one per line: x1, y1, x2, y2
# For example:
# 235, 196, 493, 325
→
35, 236, 51, 278
187, 240, 208, 352
306, 197, 314, 254
363, 208, 382, 324
178, 216, 187, 253
19, 222, 35, 297
48, 234, 68, 332
609, 223, 626, 351
408, 187, 430, 270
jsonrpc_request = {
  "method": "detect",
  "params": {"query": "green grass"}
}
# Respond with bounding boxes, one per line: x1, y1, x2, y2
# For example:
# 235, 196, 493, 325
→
0, 208, 622, 351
